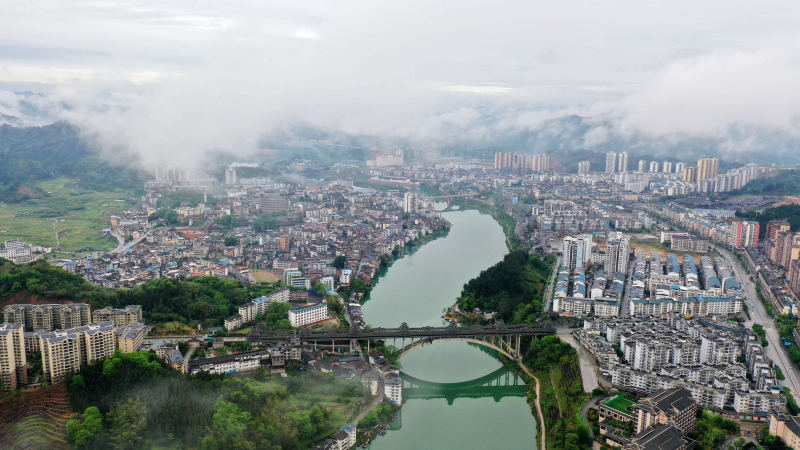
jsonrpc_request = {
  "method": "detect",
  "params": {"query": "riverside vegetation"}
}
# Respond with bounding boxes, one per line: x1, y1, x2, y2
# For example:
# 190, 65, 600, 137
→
457, 249, 555, 323
455, 249, 588, 448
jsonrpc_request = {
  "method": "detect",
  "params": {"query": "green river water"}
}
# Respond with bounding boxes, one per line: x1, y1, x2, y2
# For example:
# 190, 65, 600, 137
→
362, 209, 538, 449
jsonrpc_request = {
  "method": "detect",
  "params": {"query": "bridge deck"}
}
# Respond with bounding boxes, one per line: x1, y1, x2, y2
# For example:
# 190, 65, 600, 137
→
248, 323, 555, 342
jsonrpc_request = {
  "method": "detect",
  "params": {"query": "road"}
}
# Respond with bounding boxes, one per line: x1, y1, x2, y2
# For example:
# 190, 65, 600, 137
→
620, 258, 636, 317
715, 245, 800, 396
544, 256, 561, 312
143, 335, 247, 344
183, 345, 197, 373
110, 228, 150, 254
580, 396, 602, 438
351, 370, 385, 423
515, 360, 547, 450
557, 327, 599, 392
721, 435, 758, 449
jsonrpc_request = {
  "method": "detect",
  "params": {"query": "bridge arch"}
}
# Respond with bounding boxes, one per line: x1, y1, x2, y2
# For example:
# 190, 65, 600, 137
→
397, 337, 517, 362
399, 366, 528, 406
400, 366, 511, 390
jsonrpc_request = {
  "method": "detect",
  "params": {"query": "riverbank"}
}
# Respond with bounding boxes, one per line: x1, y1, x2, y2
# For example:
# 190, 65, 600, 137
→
356, 401, 399, 447
447, 197, 519, 250
360, 221, 451, 304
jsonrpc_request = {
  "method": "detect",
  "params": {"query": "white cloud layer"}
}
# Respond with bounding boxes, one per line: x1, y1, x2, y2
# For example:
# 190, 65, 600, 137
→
1, 0, 800, 167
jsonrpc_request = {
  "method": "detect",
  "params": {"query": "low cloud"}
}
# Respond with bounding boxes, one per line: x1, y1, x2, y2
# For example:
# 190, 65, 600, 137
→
618, 48, 800, 140
1, 1, 800, 167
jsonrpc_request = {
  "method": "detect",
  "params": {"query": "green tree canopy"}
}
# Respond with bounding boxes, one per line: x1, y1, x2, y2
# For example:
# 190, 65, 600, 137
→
253, 214, 279, 232
332, 255, 347, 269
66, 406, 104, 448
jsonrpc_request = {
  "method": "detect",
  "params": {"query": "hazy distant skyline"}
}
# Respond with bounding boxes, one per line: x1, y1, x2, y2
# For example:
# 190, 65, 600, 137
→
2, 1, 800, 166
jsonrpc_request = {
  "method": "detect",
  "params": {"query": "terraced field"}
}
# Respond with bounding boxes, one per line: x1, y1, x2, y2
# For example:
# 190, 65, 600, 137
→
0, 384, 72, 449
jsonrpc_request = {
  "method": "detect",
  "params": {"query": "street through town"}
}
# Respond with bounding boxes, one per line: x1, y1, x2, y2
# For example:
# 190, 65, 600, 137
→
715, 246, 800, 397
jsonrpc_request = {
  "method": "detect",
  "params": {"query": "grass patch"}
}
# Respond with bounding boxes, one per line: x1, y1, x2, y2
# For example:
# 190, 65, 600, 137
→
229, 326, 252, 336
603, 394, 635, 414
0, 177, 137, 253
149, 321, 198, 336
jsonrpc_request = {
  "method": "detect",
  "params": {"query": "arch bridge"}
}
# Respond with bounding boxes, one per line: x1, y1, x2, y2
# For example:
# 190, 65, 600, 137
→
247, 321, 555, 361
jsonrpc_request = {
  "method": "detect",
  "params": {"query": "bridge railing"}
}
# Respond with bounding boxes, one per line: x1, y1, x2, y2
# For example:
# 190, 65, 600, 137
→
247, 323, 555, 341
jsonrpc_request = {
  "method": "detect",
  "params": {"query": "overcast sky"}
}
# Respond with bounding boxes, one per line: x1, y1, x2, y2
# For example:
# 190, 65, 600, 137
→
1, 0, 800, 166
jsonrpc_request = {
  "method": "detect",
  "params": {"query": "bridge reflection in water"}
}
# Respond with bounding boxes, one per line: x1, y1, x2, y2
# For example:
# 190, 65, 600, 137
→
390, 367, 528, 430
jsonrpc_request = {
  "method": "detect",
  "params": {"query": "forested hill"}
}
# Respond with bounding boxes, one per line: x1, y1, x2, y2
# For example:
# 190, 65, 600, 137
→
457, 250, 554, 323
0, 122, 144, 202
732, 169, 800, 197
737, 204, 800, 238
0, 259, 276, 326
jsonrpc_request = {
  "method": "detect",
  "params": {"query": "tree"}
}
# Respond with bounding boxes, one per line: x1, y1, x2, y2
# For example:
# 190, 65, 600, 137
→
312, 282, 327, 295
107, 397, 149, 449
332, 255, 347, 269
253, 214, 279, 232
217, 215, 237, 231
148, 209, 181, 226
202, 400, 255, 450
576, 423, 592, 446
326, 295, 343, 315
351, 279, 370, 295
224, 237, 239, 246
66, 406, 104, 448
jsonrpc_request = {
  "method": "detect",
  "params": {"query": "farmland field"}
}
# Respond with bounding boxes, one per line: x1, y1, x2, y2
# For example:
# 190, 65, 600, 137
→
0, 177, 138, 255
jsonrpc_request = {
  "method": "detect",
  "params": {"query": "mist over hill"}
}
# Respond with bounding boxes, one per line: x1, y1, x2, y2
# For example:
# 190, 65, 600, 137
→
0, 122, 143, 202
2, 86, 799, 189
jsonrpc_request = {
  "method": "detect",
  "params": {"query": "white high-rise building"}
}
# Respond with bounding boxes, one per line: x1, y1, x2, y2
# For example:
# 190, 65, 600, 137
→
618, 152, 629, 173
403, 192, 414, 214
638, 160, 647, 172
662, 161, 673, 173
39, 322, 116, 384
563, 237, 579, 272
606, 152, 617, 173
578, 160, 591, 175
0, 323, 26, 389
224, 167, 237, 186
563, 234, 593, 272
604, 232, 630, 275
675, 162, 686, 174
649, 161, 659, 172
577, 234, 593, 266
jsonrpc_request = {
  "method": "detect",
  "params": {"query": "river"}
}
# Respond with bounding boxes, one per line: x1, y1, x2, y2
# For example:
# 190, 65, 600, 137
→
363, 209, 538, 449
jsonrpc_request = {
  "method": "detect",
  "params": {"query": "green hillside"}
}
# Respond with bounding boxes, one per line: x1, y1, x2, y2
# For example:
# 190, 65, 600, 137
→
0, 122, 143, 203
457, 250, 555, 323
733, 169, 800, 197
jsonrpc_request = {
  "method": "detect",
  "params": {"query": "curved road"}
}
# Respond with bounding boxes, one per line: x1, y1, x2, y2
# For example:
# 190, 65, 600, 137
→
110, 228, 150, 254
581, 396, 602, 438
516, 359, 546, 450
